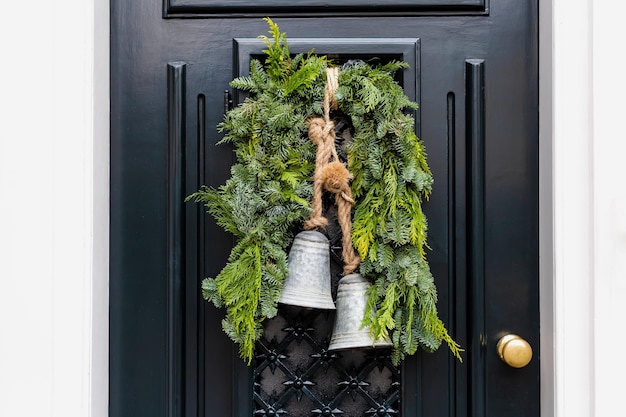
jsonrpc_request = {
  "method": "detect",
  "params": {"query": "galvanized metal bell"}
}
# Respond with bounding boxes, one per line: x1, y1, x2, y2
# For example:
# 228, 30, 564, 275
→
279, 230, 336, 310
328, 273, 392, 351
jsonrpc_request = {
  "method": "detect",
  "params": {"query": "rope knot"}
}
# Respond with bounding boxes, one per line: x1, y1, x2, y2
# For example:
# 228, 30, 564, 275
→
304, 67, 361, 275
307, 118, 326, 147
320, 161, 353, 197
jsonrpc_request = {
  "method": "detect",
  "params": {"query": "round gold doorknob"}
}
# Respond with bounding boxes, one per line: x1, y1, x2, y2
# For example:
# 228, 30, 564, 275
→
497, 334, 533, 368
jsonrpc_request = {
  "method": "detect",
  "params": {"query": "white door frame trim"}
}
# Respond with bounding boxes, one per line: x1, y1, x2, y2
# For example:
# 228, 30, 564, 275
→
541, 0, 595, 415
541, 1, 626, 416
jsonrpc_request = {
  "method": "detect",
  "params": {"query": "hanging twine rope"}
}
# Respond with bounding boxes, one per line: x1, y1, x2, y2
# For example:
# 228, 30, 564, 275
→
303, 68, 361, 275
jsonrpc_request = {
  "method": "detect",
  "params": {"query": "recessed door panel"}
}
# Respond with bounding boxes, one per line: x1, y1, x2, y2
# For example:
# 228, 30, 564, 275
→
164, 0, 486, 17
232, 38, 420, 416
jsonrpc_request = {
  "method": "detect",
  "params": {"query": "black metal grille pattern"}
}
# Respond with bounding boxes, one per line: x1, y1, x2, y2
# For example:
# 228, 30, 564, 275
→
253, 305, 400, 417
253, 117, 400, 416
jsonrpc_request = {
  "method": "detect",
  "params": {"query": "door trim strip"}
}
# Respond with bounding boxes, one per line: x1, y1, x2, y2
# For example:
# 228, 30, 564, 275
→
465, 58, 486, 417
167, 61, 188, 417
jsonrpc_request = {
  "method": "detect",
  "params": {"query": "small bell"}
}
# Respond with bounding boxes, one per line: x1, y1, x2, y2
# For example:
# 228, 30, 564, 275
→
328, 273, 392, 351
279, 230, 336, 310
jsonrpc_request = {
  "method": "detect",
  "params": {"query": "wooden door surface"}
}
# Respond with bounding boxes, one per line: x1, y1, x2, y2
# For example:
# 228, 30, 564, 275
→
110, 1, 539, 416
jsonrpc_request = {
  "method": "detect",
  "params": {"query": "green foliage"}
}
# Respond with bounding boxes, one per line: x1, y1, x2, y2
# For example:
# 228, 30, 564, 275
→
186, 18, 327, 363
189, 19, 461, 365
336, 60, 463, 364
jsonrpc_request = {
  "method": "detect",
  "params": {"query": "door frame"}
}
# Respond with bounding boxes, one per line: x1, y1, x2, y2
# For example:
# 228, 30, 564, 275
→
62, 0, 605, 415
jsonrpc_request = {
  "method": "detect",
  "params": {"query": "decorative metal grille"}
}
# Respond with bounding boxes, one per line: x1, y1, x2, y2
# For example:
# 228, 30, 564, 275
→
253, 306, 400, 417
253, 118, 401, 417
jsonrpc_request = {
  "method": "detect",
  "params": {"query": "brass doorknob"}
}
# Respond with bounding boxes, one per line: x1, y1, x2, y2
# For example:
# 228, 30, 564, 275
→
497, 334, 533, 368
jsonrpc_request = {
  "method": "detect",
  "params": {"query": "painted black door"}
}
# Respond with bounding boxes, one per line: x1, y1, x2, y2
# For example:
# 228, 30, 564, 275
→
110, 1, 539, 416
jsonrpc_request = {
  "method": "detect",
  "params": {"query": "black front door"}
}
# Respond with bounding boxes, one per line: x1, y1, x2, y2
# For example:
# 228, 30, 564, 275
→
110, 1, 539, 416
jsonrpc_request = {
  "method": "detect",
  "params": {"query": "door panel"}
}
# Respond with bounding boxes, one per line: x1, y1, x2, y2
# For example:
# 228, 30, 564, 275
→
110, 2, 538, 416
164, 0, 487, 17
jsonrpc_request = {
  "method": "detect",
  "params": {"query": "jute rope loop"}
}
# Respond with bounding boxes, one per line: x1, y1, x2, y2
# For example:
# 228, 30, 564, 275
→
303, 68, 361, 275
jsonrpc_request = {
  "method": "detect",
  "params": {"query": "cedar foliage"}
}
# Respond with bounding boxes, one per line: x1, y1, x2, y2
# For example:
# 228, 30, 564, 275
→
188, 19, 462, 365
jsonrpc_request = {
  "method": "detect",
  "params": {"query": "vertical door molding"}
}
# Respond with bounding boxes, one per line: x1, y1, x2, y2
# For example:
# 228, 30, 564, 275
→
93, 1, 110, 415
465, 58, 486, 417
539, 0, 555, 415
167, 61, 188, 417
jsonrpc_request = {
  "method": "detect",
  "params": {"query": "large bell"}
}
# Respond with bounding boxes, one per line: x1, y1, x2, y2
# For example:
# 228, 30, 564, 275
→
279, 230, 336, 310
328, 273, 392, 351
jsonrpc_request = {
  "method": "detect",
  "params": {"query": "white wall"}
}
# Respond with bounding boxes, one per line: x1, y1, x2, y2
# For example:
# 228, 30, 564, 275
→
0, 1, 109, 416
589, 2, 626, 415
0, 0, 624, 416
547, 1, 626, 416
550, 0, 594, 415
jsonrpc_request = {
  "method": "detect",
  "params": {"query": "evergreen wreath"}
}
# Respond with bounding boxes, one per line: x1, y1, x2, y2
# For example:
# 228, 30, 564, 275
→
188, 19, 462, 365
